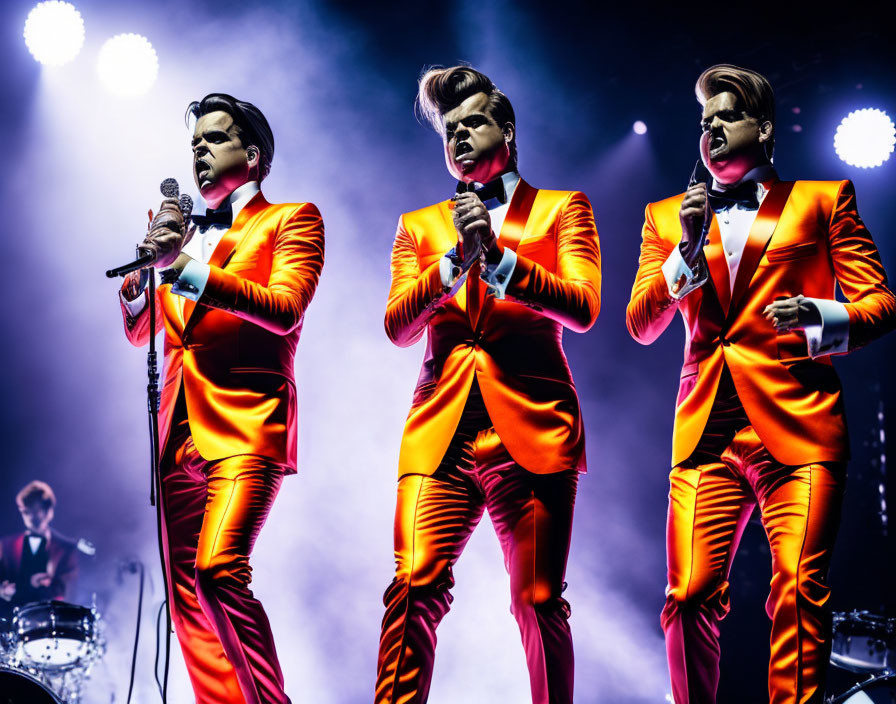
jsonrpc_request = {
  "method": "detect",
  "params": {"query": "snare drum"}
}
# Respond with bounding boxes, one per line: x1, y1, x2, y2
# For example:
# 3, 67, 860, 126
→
0, 616, 11, 663
12, 600, 99, 670
831, 610, 896, 674
0, 665, 62, 703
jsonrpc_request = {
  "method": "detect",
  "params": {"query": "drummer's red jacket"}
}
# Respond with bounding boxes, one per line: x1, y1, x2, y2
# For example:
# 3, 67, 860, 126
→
0, 530, 78, 610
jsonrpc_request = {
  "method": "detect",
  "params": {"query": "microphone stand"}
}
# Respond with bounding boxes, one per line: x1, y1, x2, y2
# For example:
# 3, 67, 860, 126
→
144, 271, 172, 702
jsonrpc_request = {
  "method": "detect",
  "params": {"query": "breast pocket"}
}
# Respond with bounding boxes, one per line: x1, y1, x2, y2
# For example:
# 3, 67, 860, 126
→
765, 240, 818, 264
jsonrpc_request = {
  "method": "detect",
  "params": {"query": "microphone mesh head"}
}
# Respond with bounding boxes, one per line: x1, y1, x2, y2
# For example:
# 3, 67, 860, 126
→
179, 194, 194, 220
160, 178, 180, 198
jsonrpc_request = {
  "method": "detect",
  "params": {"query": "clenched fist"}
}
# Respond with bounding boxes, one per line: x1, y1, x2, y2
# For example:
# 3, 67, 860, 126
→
452, 191, 493, 269
679, 182, 710, 268
139, 198, 196, 269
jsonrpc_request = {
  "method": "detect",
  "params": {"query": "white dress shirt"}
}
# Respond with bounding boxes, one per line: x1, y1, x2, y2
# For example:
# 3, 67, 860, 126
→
122, 181, 260, 316
661, 165, 849, 358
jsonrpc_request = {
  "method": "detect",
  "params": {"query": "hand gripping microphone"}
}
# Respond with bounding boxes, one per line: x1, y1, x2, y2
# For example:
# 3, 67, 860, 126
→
105, 179, 194, 278
689, 158, 713, 243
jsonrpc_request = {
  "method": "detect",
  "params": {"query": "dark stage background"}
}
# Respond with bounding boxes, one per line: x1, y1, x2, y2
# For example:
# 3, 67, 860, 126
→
1, 1, 894, 702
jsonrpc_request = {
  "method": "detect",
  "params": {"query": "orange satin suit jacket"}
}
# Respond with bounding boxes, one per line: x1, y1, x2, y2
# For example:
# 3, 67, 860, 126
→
627, 179, 895, 468
386, 179, 601, 478
120, 193, 325, 471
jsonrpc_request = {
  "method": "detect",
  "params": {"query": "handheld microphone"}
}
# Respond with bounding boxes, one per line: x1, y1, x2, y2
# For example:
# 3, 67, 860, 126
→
688, 159, 714, 247
105, 179, 194, 278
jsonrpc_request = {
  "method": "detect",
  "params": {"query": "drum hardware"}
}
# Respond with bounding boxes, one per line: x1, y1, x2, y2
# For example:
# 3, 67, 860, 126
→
826, 671, 895, 704
0, 600, 105, 703
828, 609, 896, 703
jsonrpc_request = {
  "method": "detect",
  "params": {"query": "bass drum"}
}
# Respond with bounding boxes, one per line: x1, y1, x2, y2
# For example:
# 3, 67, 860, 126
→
0, 666, 62, 703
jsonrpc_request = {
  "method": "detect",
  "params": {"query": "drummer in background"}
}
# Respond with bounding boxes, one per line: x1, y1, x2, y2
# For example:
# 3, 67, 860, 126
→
0, 480, 78, 617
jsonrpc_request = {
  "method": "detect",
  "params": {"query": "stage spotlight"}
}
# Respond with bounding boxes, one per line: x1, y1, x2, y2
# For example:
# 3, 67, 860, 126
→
97, 33, 158, 97
23, 1, 85, 67
633, 120, 647, 135
834, 108, 895, 168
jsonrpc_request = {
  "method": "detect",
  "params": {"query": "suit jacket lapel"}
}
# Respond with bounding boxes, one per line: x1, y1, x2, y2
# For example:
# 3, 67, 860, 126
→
728, 180, 795, 315
182, 192, 270, 331
13, 534, 24, 569
468, 179, 537, 329
497, 179, 537, 250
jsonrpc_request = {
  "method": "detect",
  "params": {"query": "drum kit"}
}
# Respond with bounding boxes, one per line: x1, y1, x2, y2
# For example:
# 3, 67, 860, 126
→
828, 610, 896, 703
0, 600, 104, 703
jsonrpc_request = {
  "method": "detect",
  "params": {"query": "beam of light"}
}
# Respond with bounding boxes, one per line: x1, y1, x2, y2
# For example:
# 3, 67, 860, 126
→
23, 1, 85, 66
834, 108, 895, 168
633, 120, 647, 135
97, 33, 158, 97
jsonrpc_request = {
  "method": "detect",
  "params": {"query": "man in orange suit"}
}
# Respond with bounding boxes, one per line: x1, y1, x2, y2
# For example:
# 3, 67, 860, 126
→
627, 65, 895, 704
376, 66, 601, 704
119, 93, 324, 704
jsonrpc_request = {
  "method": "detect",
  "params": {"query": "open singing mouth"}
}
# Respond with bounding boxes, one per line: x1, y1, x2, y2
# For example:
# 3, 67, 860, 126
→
709, 134, 727, 154
195, 159, 211, 177
454, 141, 473, 159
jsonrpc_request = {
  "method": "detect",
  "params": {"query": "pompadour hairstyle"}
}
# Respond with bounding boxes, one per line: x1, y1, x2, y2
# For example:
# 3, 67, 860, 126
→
186, 93, 275, 181
416, 65, 517, 168
17, 480, 56, 511
696, 64, 776, 159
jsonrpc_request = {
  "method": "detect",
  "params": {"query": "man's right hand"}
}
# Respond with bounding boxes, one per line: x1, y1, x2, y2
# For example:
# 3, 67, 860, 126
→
678, 182, 710, 268
0, 580, 15, 601
452, 191, 490, 271
138, 197, 195, 269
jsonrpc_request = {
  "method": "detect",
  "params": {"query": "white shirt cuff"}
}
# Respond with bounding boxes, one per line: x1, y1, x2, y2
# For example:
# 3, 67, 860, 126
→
481, 248, 517, 300
170, 260, 210, 301
662, 246, 705, 300
803, 298, 850, 358
120, 290, 148, 317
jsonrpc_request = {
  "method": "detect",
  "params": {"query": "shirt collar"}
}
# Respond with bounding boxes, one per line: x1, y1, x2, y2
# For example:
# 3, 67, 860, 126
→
473, 170, 521, 210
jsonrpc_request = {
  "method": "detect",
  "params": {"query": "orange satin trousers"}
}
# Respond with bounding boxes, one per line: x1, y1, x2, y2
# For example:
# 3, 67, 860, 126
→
662, 370, 844, 704
161, 400, 289, 704
375, 383, 578, 704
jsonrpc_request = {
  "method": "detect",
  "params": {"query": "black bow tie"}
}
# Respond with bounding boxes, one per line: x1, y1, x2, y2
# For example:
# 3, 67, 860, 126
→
192, 204, 233, 229
708, 181, 760, 211
456, 177, 508, 205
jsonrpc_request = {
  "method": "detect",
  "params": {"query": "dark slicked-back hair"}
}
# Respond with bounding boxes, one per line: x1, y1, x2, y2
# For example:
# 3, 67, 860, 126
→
186, 93, 275, 181
17, 480, 56, 512
416, 65, 517, 168
696, 64, 776, 159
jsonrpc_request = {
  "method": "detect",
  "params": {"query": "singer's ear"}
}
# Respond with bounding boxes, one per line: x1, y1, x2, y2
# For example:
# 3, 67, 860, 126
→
246, 146, 259, 165
758, 119, 773, 144
502, 122, 515, 144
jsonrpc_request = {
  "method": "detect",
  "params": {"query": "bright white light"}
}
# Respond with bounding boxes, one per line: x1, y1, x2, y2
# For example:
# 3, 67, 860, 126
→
633, 120, 647, 135
23, 1, 85, 66
834, 108, 895, 168
97, 33, 158, 97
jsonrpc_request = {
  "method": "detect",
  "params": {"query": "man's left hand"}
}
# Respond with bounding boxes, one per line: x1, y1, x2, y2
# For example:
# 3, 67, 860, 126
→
763, 294, 821, 332
453, 192, 494, 267
30, 572, 52, 589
